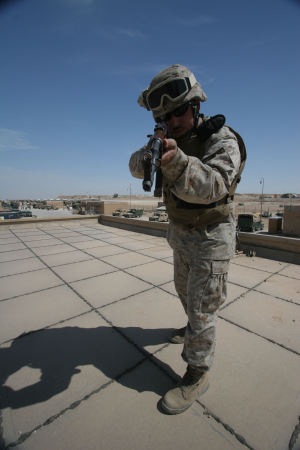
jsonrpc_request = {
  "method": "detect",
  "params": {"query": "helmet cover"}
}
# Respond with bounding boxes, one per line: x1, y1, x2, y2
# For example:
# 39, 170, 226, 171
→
138, 64, 207, 120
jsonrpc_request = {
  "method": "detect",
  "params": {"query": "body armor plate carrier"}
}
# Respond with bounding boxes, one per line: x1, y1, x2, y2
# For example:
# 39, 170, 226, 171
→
163, 115, 247, 227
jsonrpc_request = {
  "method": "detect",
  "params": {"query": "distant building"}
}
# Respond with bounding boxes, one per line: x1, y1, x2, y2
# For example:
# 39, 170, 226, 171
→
46, 200, 64, 209
79, 201, 128, 215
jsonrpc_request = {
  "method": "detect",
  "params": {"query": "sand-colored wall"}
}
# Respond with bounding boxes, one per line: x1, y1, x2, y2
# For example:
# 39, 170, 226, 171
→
85, 201, 129, 215
283, 205, 300, 237
46, 200, 64, 208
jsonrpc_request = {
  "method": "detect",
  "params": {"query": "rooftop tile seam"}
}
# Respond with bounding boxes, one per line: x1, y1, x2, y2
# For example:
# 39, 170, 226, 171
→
8, 229, 101, 315
230, 259, 289, 275
247, 263, 300, 306
0, 246, 27, 253
45, 225, 165, 254
47, 256, 152, 270
219, 316, 300, 357
5, 341, 191, 449
43, 256, 95, 269
0, 307, 273, 450
0, 283, 66, 304
135, 249, 173, 263
0, 255, 36, 264
48, 246, 173, 294
8, 230, 172, 354
222, 280, 300, 310
0, 240, 23, 245
3, 228, 298, 306
231, 263, 290, 292
0, 266, 49, 280
87, 295, 187, 375
14, 234, 65, 238
194, 401, 254, 450
85, 306, 235, 428
88, 282, 180, 315
65, 267, 120, 283
252, 287, 300, 307
19, 241, 64, 248
3, 377, 117, 449
36, 226, 173, 287
62, 224, 156, 241
136, 343, 255, 450
14, 236, 57, 242
0, 309, 96, 346
37, 224, 172, 263
220, 291, 248, 311
111, 330, 255, 450
94, 285, 162, 311
269, 271, 300, 281
0, 275, 268, 450
232, 259, 300, 281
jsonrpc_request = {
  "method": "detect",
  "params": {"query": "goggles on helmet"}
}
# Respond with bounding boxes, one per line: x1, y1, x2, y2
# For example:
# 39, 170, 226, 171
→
146, 75, 197, 111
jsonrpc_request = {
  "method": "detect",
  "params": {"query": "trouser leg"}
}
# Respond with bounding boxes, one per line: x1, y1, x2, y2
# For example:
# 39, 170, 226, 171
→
173, 248, 189, 314
182, 259, 229, 371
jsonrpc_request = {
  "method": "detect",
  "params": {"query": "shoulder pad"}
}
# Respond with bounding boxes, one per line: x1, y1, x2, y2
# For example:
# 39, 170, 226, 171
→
196, 114, 225, 142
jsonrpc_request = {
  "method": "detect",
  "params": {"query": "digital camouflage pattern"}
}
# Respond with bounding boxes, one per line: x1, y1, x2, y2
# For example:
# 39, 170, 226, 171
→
138, 64, 207, 121
173, 250, 229, 370
129, 123, 240, 259
129, 117, 241, 369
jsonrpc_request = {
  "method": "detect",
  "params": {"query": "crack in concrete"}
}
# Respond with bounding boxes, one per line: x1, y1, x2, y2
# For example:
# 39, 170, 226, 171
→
199, 404, 254, 449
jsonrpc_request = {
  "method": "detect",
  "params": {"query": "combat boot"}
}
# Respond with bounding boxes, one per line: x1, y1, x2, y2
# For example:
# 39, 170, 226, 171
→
168, 326, 186, 344
161, 365, 209, 414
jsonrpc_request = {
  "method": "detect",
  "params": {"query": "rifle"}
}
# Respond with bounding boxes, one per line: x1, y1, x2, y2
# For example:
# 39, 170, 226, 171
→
142, 122, 166, 198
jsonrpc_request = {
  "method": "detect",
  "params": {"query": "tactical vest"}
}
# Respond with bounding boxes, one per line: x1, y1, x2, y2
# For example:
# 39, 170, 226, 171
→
163, 115, 246, 227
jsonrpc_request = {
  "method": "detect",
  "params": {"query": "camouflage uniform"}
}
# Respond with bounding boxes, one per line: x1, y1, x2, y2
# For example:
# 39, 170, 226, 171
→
129, 122, 241, 371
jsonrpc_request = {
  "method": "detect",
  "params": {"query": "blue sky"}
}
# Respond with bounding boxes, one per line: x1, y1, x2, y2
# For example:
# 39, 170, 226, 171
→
0, 0, 299, 199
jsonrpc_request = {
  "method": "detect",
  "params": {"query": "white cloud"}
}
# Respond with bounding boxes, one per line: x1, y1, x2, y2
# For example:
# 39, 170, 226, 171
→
0, 128, 39, 152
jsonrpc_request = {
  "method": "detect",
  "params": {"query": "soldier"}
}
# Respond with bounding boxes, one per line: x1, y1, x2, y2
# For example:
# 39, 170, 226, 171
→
129, 64, 246, 414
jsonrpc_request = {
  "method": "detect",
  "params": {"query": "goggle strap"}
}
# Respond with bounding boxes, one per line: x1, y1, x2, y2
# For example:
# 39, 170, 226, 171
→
147, 75, 197, 110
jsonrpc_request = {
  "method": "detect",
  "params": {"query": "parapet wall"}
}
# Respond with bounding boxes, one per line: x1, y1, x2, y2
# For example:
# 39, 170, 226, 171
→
0, 215, 98, 225
1, 213, 299, 264
283, 205, 300, 237
99, 214, 168, 237
99, 215, 300, 264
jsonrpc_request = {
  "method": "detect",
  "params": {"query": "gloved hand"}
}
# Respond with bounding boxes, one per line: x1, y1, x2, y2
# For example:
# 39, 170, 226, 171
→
161, 138, 177, 166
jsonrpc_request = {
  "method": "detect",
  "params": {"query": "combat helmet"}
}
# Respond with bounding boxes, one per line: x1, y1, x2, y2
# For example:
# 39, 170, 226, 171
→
138, 64, 207, 121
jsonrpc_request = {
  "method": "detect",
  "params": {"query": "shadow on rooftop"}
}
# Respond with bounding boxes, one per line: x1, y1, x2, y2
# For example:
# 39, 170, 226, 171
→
0, 325, 178, 410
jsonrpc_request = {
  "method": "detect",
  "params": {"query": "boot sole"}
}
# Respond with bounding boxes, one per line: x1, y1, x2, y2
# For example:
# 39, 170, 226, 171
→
161, 383, 209, 415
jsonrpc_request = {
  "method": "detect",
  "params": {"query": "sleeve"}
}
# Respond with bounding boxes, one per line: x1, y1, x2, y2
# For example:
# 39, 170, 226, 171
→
161, 126, 241, 205
129, 145, 147, 180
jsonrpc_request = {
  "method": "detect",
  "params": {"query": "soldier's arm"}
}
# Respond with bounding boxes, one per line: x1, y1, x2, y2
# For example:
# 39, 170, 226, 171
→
129, 145, 147, 180
161, 127, 241, 205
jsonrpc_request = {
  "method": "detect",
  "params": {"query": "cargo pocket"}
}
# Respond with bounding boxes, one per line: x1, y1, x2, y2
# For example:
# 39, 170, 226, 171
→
200, 260, 229, 314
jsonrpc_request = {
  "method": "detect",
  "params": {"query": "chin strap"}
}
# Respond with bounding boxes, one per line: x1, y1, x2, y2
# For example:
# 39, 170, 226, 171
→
192, 103, 200, 130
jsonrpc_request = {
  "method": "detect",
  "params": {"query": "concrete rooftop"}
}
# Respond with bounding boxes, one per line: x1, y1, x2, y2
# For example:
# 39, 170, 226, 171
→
0, 219, 299, 450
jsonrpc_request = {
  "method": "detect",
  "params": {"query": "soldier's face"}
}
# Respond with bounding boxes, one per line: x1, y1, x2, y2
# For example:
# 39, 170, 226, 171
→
165, 104, 195, 138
